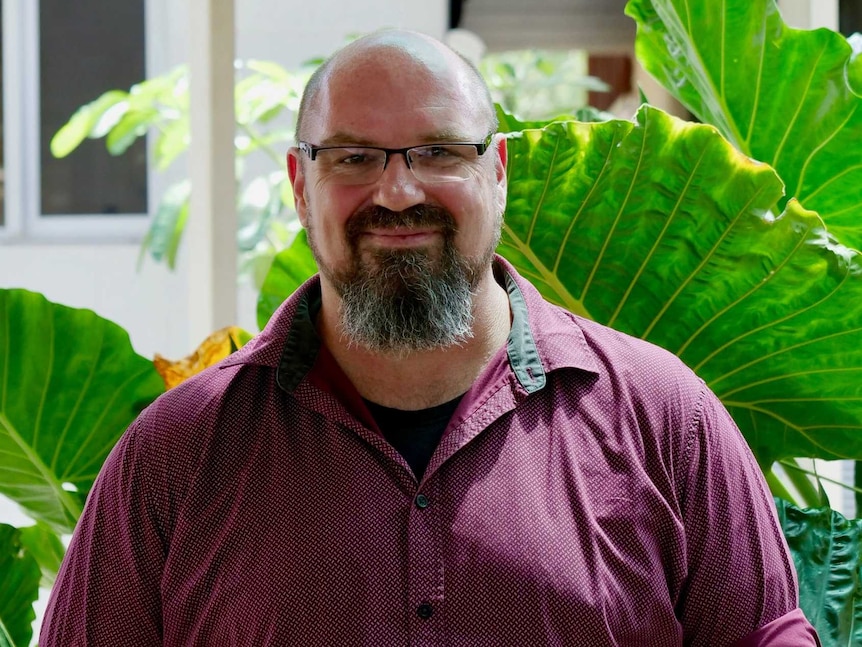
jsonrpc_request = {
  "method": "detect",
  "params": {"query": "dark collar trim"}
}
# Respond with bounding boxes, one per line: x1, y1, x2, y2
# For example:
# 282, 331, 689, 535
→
275, 270, 547, 395
504, 271, 547, 393
276, 285, 323, 394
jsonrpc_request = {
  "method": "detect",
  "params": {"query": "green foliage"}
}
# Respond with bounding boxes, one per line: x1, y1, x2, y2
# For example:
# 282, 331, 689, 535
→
51, 62, 311, 283
848, 33, 862, 96
0, 525, 40, 647
257, 229, 317, 329
18, 523, 65, 589
777, 499, 862, 645
627, 0, 862, 250
50, 90, 130, 158
500, 107, 862, 466
0, 289, 165, 533
479, 49, 610, 122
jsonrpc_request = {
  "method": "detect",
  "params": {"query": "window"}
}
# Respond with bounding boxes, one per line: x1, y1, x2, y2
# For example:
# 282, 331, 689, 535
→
840, 0, 862, 34
1, 0, 148, 240
40, 0, 147, 217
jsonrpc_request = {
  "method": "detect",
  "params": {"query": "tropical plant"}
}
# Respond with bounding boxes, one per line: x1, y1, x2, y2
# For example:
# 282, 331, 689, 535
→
49, 60, 313, 287
0, 289, 254, 644
479, 49, 611, 122
0, 290, 166, 644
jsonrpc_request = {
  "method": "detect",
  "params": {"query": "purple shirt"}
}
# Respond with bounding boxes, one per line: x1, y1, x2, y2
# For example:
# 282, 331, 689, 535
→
41, 256, 819, 646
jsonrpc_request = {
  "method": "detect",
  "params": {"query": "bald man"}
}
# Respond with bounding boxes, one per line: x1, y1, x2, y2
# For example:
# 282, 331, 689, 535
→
42, 31, 819, 646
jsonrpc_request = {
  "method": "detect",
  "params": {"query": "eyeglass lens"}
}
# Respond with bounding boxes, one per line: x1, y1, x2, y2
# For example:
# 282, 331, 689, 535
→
314, 145, 481, 185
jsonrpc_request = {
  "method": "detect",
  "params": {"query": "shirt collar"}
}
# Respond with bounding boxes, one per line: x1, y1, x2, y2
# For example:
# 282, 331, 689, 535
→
221, 255, 599, 393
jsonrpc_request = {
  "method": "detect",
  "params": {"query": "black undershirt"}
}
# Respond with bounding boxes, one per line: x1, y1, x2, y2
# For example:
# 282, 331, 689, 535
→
364, 395, 464, 480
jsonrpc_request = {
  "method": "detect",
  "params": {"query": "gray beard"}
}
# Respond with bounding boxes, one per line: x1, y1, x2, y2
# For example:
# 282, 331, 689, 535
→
308, 205, 490, 355
338, 244, 476, 355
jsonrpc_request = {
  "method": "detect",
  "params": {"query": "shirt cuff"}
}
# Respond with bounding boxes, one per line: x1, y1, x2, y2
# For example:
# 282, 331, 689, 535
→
731, 608, 821, 647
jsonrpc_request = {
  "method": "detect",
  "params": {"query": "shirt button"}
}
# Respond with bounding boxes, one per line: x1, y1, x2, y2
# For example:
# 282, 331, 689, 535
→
416, 603, 434, 619
415, 494, 430, 509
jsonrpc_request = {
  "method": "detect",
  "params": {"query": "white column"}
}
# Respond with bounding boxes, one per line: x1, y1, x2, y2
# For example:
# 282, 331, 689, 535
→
187, 0, 236, 346
778, 0, 839, 30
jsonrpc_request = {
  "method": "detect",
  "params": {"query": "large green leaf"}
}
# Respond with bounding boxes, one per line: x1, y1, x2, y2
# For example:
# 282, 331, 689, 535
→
627, 0, 862, 250
0, 290, 165, 533
0, 524, 40, 647
256, 229, 317, 329
18, 522, 65, 589
777, 499, 862, 646
501, 105, 862, 465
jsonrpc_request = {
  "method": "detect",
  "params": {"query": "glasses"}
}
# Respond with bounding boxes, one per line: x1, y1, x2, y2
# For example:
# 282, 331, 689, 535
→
298, 134, 494, 185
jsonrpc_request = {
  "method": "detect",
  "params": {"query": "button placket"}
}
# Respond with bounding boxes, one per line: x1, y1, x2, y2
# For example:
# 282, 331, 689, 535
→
406, 479, 443, 644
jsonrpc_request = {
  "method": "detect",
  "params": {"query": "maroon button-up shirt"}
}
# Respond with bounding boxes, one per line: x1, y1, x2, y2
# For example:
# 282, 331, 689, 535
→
41, 257, 819, 646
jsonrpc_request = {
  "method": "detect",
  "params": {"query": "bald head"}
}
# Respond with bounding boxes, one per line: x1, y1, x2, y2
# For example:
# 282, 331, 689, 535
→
295, 30, 497, 143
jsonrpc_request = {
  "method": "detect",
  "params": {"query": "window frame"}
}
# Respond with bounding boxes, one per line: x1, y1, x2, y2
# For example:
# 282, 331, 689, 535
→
1, 0, 155, 243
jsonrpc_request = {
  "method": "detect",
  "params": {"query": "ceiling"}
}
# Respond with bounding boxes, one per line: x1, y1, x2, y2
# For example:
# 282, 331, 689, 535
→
458, 0, 636, 53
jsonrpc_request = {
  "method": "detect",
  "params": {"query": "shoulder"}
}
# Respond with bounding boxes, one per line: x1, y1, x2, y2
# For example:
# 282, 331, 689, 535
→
497, 254, 703, 403
573, 312, 703, 398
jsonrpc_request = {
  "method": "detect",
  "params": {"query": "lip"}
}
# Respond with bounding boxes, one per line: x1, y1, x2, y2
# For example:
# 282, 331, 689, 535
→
360, 228, 441, 248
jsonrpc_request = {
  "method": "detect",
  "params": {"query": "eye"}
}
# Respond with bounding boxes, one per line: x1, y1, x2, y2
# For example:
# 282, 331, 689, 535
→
317, 147, 381, 168
424, 145, 471, 160
334, 149, 375, 165
426, 146, 456, 157
413, 145, 473, 165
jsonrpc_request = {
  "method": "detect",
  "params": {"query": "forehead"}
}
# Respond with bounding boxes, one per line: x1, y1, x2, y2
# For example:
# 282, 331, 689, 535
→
304, 40, 488, 145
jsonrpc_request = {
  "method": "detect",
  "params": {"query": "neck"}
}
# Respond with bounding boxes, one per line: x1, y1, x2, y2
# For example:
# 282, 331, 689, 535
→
318, 269, 511, 410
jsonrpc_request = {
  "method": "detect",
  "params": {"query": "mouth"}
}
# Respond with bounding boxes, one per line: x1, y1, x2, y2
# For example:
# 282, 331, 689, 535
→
359, 228, 442, 249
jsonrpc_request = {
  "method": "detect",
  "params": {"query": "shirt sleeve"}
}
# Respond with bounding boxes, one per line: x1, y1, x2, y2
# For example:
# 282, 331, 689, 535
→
731, 608, 822, 646
39, 418, 168, 646
677, 384, 820, 646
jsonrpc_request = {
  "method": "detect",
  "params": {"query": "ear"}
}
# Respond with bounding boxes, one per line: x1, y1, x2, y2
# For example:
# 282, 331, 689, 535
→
493, 134, 508, 215
494, 133, 508, 176
287, 147, 309, 227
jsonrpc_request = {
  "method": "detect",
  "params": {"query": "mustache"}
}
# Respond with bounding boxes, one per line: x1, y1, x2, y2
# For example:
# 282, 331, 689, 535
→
345, 205, 457, 240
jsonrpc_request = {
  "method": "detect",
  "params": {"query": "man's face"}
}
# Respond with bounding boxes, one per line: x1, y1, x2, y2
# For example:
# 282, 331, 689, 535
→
288, 46, 507, 354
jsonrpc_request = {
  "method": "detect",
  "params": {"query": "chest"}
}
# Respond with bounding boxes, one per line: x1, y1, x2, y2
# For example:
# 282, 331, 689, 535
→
158, 406, 686, 646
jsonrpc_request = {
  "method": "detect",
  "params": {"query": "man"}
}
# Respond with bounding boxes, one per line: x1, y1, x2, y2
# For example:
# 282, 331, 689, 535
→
42, 30, 819, 646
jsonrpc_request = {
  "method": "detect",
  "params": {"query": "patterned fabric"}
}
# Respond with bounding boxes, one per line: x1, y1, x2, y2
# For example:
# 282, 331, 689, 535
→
41, 256, 819, 646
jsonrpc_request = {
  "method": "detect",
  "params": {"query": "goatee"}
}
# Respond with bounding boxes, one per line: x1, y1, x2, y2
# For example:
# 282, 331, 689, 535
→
308, 205, 491, 355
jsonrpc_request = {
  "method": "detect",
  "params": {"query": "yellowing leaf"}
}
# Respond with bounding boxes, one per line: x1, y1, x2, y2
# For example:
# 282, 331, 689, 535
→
154, 326, 252, 389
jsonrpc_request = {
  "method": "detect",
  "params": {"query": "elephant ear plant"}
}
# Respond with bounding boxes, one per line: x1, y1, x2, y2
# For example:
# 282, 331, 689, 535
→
0, 290, 166, 644
623, 0, 862, 640
0, 289, 254, 644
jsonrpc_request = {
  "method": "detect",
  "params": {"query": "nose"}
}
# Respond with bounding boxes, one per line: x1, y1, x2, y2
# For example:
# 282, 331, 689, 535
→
372, 152, 426, 212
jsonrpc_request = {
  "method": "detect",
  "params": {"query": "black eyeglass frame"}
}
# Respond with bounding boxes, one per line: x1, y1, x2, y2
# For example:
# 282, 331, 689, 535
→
297, 133, 495, 168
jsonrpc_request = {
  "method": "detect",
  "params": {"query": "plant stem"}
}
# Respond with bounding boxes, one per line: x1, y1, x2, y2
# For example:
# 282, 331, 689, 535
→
779, 458, 825, 508
238, 123, 283, 166
764, 468, 799, 507
779, 459, 862, 498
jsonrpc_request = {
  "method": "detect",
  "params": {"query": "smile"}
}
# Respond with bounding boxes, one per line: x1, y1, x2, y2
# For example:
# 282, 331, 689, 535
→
360, 229, 442, 248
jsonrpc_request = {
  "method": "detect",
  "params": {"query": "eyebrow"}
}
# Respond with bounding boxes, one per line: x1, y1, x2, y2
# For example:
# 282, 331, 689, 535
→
317, 129, 479, 147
